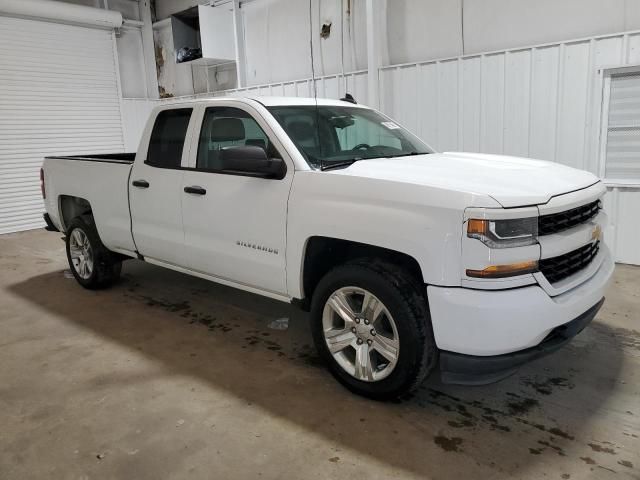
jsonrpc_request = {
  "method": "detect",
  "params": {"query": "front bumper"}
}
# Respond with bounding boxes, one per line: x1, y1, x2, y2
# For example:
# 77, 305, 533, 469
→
439, 298, 603, 385
427, 244, 614, 384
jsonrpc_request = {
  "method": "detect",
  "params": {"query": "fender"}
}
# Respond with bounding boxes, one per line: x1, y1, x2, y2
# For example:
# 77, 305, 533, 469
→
285, 170, 500, 299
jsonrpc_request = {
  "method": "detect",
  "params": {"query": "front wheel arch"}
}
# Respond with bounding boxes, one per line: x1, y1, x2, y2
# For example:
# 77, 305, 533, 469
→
299, 236, 425, 309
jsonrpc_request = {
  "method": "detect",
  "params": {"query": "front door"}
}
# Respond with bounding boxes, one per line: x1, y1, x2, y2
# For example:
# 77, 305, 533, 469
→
130, 107, 193, 266
181, 104, 293, 295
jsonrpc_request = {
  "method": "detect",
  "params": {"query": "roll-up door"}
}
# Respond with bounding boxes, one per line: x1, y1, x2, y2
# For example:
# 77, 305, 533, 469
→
0, 15, 124, 234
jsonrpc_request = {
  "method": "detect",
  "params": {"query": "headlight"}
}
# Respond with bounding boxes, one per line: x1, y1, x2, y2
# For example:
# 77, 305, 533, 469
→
467, 217, 538, 248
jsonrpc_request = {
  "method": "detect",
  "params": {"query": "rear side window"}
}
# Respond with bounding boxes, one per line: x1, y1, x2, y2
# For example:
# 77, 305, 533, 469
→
146, 108, 192, 168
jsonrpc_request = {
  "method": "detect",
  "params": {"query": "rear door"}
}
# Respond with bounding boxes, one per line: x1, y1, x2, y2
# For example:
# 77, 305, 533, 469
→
180, 102, 294, 295
129, 107, 195, 266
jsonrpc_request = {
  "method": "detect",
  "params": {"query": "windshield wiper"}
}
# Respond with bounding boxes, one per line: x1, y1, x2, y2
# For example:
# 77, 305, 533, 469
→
320, 159, 359, 171
381, 151, 423, 159
319, 152, 425, 170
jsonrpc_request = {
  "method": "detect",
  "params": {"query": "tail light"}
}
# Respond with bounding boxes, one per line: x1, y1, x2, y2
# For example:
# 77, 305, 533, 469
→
40, 168, 46, 199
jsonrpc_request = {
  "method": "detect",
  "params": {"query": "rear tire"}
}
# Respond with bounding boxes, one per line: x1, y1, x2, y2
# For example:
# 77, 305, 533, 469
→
65, 216, 122, 290
310, 259, 437, 400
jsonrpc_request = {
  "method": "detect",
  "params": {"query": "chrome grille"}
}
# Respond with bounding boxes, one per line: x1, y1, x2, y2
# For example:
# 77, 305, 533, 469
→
539, 241, 600, 284
538, 200, 601, 236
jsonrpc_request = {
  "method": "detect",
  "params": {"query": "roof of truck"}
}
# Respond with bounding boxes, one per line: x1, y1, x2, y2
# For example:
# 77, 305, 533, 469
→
159, 95, 368, 109
250, 96, 368, 108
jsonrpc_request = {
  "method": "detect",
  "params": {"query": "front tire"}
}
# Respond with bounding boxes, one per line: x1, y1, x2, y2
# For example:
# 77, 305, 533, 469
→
310, 259, 437, 400
65, 216, 122, 289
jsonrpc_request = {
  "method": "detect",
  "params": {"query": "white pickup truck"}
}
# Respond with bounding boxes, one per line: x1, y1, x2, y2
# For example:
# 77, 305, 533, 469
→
41, 96, 614, 399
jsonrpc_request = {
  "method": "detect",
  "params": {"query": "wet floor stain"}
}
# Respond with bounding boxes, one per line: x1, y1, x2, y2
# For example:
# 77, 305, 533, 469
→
409, 386, 635, 474
505, 394, 539, 416
139, 295, 190, 312
433, 435, 463, 452
536, 440, 566, 456
520, 376, 575, 395
590, 323, 640, 352
588, 442, 617, 455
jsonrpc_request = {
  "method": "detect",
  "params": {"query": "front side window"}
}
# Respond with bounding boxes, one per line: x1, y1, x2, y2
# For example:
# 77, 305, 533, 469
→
197, 107, 280, 171
267, 105, 432, 169
146, 108, 192, 168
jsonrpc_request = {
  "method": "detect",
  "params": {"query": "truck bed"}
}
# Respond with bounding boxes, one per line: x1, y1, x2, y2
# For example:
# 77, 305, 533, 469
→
42, 153, 136, 253
45, 153, 136, 164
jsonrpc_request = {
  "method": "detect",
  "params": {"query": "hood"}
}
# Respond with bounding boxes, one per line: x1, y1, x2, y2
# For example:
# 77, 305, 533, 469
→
331, 152, 600, 208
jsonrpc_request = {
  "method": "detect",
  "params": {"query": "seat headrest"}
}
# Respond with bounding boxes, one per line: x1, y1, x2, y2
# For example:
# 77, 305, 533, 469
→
287, 121, 316, 143
210, 117, 245, 142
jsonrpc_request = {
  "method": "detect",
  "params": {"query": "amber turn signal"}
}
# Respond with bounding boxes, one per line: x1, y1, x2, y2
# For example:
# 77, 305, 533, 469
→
467, 218, 488, 235
466, 260, 538, 279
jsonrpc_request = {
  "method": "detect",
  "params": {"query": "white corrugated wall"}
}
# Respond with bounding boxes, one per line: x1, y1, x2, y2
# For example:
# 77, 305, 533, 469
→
0, 15, 124, 234
121, 98, 155, 152
121, 30, 640, 265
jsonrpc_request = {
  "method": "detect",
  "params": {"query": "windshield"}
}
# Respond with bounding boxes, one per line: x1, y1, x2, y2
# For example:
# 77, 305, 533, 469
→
267, 105, 432, 169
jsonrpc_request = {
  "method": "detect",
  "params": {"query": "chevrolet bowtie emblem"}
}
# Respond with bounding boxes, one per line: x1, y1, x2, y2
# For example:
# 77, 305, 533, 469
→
592, 224, 602, 241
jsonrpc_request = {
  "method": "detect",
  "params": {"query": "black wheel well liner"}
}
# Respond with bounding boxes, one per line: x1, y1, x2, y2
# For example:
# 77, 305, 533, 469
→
59, 195, 92, 232
299, 236, 424, 309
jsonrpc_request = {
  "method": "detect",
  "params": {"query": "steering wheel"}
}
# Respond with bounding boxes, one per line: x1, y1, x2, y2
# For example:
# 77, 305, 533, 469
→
353, 143, 372, 150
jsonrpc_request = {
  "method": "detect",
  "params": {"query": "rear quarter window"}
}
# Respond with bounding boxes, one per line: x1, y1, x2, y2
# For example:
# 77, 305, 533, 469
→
146, 108, 192, 168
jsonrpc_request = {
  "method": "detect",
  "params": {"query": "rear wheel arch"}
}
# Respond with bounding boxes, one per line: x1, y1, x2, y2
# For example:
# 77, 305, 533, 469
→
59, 195, 93, 233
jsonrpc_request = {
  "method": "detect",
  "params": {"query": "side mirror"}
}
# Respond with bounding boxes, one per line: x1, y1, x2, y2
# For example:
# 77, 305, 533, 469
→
220, 146, 286, 179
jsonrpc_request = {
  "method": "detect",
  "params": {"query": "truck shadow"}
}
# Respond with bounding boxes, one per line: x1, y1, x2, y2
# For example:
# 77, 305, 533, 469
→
8, 259, 631, 478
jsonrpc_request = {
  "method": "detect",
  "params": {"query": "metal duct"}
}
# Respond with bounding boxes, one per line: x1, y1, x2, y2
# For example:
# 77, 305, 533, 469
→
0, 0, 123, 29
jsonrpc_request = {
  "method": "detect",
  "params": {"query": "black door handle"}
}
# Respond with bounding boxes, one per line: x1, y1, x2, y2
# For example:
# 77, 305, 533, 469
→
184, 185, 206, 195
132, 179, 149, 188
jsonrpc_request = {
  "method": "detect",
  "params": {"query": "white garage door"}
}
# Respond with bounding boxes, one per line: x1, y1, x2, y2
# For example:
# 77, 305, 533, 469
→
0, 15, 124, 234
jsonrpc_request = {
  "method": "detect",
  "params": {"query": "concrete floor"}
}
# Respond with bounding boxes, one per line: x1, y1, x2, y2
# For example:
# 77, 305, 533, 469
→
0, 229, 638, 480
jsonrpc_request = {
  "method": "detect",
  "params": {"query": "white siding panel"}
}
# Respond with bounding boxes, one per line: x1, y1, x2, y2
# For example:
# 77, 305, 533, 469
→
529, 46, 560, 161
296, 80, 313, 98
555, 42, 590, 169
121, 99, 154, 152
417, 64, 439, 149
283, 82, 297, 97
503, 50, 531, 157
437, 61, 459, 151
0, 16, 123, 235
461, 56, 482, 152
378, 68, 395, 119
604, 187, 640, 265
321, 77, 341, 100
628, 33, 640, 63
395, 66, 420, 135
480, 54, 505, 154
346, 72, 369, 106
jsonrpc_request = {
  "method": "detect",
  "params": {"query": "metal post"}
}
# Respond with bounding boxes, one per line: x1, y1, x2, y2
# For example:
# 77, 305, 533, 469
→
232, 0, 247, 89
366, 0, 380, 109
140, 0, 159, 98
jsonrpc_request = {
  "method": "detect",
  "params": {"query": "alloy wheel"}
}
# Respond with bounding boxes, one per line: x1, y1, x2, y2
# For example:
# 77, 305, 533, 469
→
322, 286, 400, 382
